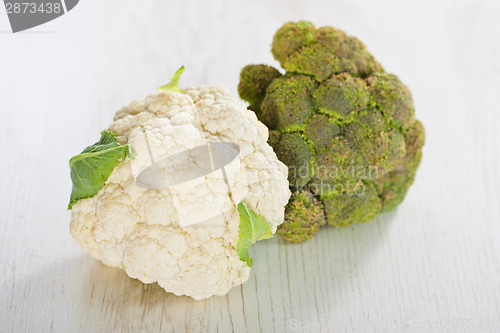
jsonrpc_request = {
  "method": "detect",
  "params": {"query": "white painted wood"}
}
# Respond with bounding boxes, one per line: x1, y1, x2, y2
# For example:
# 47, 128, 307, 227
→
1, 0, 499, 332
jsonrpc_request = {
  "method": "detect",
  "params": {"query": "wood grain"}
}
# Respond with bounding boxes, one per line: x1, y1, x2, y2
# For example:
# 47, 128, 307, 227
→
1, 0, 499, 332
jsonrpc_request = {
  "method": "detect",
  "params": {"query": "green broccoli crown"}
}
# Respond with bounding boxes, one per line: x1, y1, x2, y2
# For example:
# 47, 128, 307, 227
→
238, 21, 425, 242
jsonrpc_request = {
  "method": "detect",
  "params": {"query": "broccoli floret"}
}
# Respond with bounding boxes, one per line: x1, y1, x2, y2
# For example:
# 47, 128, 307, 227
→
277, 191, 326, 243
238, 21, 425, 242
261, 74, 316, 131
274, 132, 314, 189
238, 64, 282, 115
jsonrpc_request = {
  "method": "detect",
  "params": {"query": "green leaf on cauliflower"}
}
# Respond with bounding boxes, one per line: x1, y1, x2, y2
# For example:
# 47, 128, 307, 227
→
159, 66, 185, 93
68, 130, 134, 209
237, 202, 274, 266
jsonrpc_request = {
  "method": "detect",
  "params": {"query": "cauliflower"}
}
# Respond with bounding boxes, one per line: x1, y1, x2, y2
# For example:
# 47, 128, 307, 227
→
238, 21, 425, 243
68, 68, 291, 300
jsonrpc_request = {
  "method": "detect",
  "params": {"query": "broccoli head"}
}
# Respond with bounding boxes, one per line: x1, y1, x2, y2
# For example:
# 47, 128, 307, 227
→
239, 21, 425, 243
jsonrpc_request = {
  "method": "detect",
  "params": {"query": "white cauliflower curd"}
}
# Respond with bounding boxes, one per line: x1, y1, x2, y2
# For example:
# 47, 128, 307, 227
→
68, 70, 290, 300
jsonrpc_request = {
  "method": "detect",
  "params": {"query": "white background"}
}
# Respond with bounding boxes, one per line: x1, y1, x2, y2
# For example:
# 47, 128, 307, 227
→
1, 0, 499, 332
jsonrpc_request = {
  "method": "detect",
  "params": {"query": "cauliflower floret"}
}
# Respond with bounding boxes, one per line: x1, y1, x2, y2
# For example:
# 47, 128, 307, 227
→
70, 85, 290, 300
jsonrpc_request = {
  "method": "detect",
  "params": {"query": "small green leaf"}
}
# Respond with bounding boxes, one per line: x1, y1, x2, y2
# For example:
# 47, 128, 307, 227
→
68, 130, 134, 209
237, 202, 274, 266
158, 66, 185, 93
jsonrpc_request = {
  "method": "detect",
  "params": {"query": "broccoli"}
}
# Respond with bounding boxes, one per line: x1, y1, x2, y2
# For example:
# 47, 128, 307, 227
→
238, 21, 425, 243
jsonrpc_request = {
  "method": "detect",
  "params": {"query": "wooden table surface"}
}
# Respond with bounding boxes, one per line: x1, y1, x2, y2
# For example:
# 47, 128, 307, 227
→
1, 0, 499, 332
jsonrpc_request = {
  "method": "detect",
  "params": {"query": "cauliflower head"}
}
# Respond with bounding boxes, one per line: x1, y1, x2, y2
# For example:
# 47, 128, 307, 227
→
69, 75, 290, 300
238, 21, 425, 243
